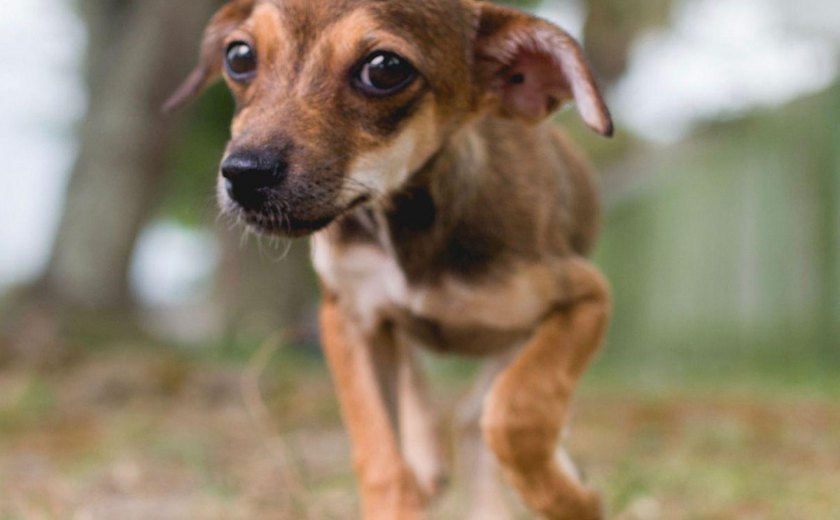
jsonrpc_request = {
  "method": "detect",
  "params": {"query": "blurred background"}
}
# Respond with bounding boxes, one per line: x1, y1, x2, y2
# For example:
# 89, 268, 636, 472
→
0, 0, 838, 518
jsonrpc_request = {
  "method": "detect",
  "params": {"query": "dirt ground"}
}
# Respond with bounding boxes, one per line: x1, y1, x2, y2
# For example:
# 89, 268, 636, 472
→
1, 343, 838, 520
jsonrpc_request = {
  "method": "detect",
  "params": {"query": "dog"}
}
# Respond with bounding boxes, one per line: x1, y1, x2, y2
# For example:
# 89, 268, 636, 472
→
166, 1, 613, 518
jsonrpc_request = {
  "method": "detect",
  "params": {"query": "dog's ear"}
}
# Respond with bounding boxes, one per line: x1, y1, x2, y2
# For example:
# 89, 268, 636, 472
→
162, 0, 255, 113
474, 3, 613, 136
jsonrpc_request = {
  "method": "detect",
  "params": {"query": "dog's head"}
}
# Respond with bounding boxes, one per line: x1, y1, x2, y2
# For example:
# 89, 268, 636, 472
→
166, 0, 612, 237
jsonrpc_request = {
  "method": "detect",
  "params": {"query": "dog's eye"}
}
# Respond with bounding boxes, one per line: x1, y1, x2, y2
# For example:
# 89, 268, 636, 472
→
356, 51, 417, 96
225, 42, 257, 82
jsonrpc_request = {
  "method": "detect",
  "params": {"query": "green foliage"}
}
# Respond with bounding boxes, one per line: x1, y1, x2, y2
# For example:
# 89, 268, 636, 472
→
0, 377, 55, 436
161, 83, 235, 227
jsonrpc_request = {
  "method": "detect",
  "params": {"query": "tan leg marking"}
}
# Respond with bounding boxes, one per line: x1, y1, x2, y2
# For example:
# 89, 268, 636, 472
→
395, 335, 449, 501
481, 259, 609, 520
320, 300, 425, 520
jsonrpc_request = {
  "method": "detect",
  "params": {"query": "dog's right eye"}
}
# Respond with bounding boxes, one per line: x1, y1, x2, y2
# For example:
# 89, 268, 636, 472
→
225, 42, 257, 82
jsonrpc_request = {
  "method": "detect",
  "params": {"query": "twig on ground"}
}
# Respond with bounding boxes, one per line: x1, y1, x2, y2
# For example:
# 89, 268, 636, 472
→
241, 332, 312, 519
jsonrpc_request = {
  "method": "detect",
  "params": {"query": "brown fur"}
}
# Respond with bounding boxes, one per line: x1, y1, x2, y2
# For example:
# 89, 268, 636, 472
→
169, 1, 613, 518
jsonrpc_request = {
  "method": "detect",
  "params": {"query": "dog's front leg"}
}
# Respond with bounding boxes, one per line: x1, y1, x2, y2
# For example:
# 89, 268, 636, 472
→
481, 259, 609, 520
320, 297, 425, 520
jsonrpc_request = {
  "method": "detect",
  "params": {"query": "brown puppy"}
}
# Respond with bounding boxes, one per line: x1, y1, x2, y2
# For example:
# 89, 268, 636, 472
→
167, 1, 613, 518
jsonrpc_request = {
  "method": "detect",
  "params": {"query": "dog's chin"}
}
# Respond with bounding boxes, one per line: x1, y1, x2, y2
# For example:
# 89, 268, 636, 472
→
240, 211, 337, 238
222, 192, 374, 239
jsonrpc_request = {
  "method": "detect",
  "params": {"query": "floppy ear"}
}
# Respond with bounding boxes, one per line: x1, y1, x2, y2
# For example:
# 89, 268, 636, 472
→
162, 0, 254, 113
474, 3, 613, 136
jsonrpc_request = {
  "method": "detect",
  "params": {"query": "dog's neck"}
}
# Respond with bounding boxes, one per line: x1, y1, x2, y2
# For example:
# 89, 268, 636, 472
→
333, 119, 506, 284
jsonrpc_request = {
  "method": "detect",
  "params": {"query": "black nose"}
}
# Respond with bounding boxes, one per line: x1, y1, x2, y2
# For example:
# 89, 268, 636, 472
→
221, 151, 288, 210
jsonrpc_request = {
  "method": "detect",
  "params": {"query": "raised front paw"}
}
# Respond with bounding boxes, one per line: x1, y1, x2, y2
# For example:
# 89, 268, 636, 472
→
536, 486, 603, 520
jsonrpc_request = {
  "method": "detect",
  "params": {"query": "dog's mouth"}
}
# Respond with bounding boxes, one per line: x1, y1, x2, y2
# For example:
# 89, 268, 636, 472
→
230, 194, 372, 238
241, 211, 336, 238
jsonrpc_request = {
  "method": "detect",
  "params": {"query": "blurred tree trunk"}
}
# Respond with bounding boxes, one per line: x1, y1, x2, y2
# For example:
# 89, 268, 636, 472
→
2, 0, 317, 356
40, 0, 220, 309
1, 0, 222, 362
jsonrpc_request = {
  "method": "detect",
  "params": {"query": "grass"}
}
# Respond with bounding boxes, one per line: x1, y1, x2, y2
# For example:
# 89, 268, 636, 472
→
0, 341, 838, 519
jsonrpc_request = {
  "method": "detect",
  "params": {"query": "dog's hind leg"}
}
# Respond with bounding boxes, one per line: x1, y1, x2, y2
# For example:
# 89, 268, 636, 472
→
481, 259, 609, 520
395, 333, 449, 501
456, 351, 519, 520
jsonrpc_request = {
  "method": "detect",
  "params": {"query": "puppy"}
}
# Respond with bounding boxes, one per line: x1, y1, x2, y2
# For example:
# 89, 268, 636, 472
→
167, 1, 613, 518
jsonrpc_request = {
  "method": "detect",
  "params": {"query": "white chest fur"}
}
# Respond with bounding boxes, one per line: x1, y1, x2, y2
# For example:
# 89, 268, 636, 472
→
311, 233, 555, 337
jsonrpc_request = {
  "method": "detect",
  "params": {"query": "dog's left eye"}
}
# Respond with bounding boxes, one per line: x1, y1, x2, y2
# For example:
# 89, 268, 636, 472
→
355, 51, 417, 96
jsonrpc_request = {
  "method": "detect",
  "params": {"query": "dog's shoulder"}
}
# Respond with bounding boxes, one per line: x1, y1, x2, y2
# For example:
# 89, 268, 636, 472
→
472, 117, 601, 257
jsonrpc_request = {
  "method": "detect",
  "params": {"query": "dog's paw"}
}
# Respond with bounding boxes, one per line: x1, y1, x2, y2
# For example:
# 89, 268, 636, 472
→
532, 487, 603, 520
412, 463, 450, 503
403, 436, 449, 502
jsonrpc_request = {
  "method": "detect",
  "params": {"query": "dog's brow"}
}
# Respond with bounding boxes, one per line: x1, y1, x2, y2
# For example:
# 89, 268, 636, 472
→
292, 8, 387, 89
274, 2, 371, 42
